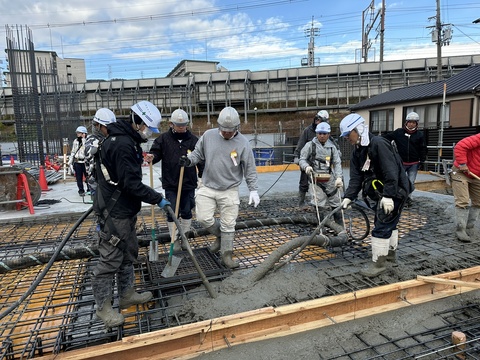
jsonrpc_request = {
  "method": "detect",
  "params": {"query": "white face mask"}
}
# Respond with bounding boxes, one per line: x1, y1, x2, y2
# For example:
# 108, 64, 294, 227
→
138, 126, 153, 140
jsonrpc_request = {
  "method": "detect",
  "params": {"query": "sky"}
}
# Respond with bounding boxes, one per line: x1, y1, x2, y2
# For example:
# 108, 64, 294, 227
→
1, 0, 480, 81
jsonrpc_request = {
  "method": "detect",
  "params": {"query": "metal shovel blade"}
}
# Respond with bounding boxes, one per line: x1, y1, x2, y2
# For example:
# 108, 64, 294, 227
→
161, 255, 182, 278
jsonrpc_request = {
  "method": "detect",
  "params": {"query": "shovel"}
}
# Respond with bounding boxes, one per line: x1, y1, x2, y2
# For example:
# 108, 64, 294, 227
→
148, 162, 159, 262
161, 166, 184, 278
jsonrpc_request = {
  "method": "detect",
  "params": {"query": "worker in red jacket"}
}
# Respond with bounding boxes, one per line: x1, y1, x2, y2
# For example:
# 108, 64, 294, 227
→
451, 133, 480, 242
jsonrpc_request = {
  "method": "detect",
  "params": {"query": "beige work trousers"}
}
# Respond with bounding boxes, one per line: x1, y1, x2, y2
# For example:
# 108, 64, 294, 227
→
451, 166, 480, 208
195, 186, 240, 233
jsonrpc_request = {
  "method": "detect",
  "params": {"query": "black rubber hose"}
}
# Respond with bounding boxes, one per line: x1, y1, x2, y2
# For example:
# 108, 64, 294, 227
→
0, 206, 93, 321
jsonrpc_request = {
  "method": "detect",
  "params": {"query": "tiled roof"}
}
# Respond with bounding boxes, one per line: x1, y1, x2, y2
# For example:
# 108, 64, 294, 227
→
350, 64, 480, 110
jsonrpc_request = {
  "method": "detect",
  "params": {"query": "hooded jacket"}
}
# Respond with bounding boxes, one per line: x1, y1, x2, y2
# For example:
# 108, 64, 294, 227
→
94, 120, 163, 218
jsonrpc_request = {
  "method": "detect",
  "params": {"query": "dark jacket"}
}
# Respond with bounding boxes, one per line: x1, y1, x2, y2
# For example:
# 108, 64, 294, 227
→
294, 123, 317, 158
94, 120, 163, 218
149, 128, 203, 191
383, 128, 426, 164
344, 134, 413, 201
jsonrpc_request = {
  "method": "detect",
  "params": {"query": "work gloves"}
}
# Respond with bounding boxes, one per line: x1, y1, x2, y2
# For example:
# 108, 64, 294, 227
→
69, 164, 74, 176
249, 190, 260, 208
179, 155, 191, 167
380, 197, 394, 215
293, 157, 299, 165
197, 177, 203, 189
158, 196, 171, 209
335, 177, 343, 188
341, 198, 352, 209
305, 166, 313, 175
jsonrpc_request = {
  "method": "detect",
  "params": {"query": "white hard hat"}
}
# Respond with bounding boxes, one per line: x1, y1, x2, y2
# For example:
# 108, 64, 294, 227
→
217, 106, 240, 131
315, 110, 329, 122
339, 114, 365, 137
76, 126, 88, 134
170, 109, 189, 125
315, 122, 331, 133
131, 101, 162, 133
405, 112, 420, 122
93, 108, 116, 126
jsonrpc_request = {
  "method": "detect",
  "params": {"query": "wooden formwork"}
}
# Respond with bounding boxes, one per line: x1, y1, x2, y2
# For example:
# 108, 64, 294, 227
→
36, 266, 480, 360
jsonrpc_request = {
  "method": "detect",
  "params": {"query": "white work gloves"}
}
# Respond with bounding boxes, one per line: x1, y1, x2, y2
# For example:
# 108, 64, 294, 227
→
305, 166, 313, 175
69, 164, 74, 176
293, 157, 299, 165
335, 177, 343, 188
380, 197, 394, 215
249, 190, 260, 208
341, 198, 352, 209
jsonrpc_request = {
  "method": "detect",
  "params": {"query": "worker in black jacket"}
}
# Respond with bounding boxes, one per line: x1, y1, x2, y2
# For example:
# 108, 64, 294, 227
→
340, 114, 413, 278
383, 112, 426, 206
92, 100, 170, 328
145, 109, 204, 251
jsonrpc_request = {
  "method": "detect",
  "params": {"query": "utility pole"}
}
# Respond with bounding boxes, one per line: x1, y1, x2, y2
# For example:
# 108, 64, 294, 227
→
379, 0, 385, 62
427, 0, 452, 80
361, 0, 382, 63
301, 17, 319, 67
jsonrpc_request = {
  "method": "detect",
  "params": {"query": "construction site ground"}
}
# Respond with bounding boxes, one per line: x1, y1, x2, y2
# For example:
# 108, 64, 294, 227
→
1, 163, 479, 359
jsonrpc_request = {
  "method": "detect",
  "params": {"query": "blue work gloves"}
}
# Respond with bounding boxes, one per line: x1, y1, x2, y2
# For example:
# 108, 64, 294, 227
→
179, 155, 191, 167
158, 197, 171, 209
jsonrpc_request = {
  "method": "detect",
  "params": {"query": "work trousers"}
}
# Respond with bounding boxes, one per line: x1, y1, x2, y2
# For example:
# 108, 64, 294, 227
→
451, 166, 480, 208
165, 188, 195, 222
195, 186, 239, 233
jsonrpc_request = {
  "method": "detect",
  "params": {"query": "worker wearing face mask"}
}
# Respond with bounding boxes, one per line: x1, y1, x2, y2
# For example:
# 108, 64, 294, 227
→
91, 100, 171, 329
179, 106, 259, 269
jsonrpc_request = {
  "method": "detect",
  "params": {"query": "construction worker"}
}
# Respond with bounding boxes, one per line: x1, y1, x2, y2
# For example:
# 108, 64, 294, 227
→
299, 122, 343, 226
339, 114, 412, 277
91, 100, 171, 328
85, 108, 117, 201
451, 133, 480, 242
145, 109, 204, 251
293, 110, 330, 207
68, 125, 89, 196
383, 112, 426, 206
179, 106, 259, 269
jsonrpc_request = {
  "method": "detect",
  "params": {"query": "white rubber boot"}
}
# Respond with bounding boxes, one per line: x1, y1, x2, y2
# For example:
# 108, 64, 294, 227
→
206, 220, 222, 253
179, 218, 192, 250
466, 207, 480, 238
386, 230, 398, 263
359, 236, 389, 277
167, 222, 182, 252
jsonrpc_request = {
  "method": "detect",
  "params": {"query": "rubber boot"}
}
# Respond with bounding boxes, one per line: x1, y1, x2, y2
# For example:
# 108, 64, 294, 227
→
92, 275, 124, 328
455, 207, 471, 243
359, 236, 389, 277
96, 297, 125, 328
117, 265, 153, 309
206, 219, 222, 253
298, 191, 307, 207
119, 288, 153, 309
333, 210, 344, 228
386, 230, 398, 263
178, 218, 192, 250
466, 207, 480, 238
220, 232, 239, 269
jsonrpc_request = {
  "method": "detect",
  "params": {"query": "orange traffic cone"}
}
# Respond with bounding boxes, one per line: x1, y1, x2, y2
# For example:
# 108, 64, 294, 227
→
10, 155, 14, 166
39, 165, 51, 191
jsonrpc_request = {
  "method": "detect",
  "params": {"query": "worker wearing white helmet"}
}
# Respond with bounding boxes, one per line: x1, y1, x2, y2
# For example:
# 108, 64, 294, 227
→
68, 125, 89, 196
383, 111, 426, 207
85, 108, 117, 200
339, 113, 413, 278
293, 109, 335, 208
145, 109, 204, 252
91, 100, 171, 329
179, 106, 259, 269
298, 121, 344, 230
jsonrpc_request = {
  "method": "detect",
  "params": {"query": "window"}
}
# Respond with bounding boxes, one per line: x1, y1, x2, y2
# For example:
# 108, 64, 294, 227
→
369, 109, 394, 134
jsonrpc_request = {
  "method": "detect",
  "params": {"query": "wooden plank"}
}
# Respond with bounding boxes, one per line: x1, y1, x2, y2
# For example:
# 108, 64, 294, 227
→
417, 275, 480, 289
35, 266, 480, 360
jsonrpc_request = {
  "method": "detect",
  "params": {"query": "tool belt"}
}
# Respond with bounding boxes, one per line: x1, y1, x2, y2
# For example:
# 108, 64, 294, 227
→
313, 172, 331, 184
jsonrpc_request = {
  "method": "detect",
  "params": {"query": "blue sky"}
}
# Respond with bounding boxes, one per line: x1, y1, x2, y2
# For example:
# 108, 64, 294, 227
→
1, 0, 480, 81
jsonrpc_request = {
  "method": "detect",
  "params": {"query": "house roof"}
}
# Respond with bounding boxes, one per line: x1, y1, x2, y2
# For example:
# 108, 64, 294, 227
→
350, 64, 480, 110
